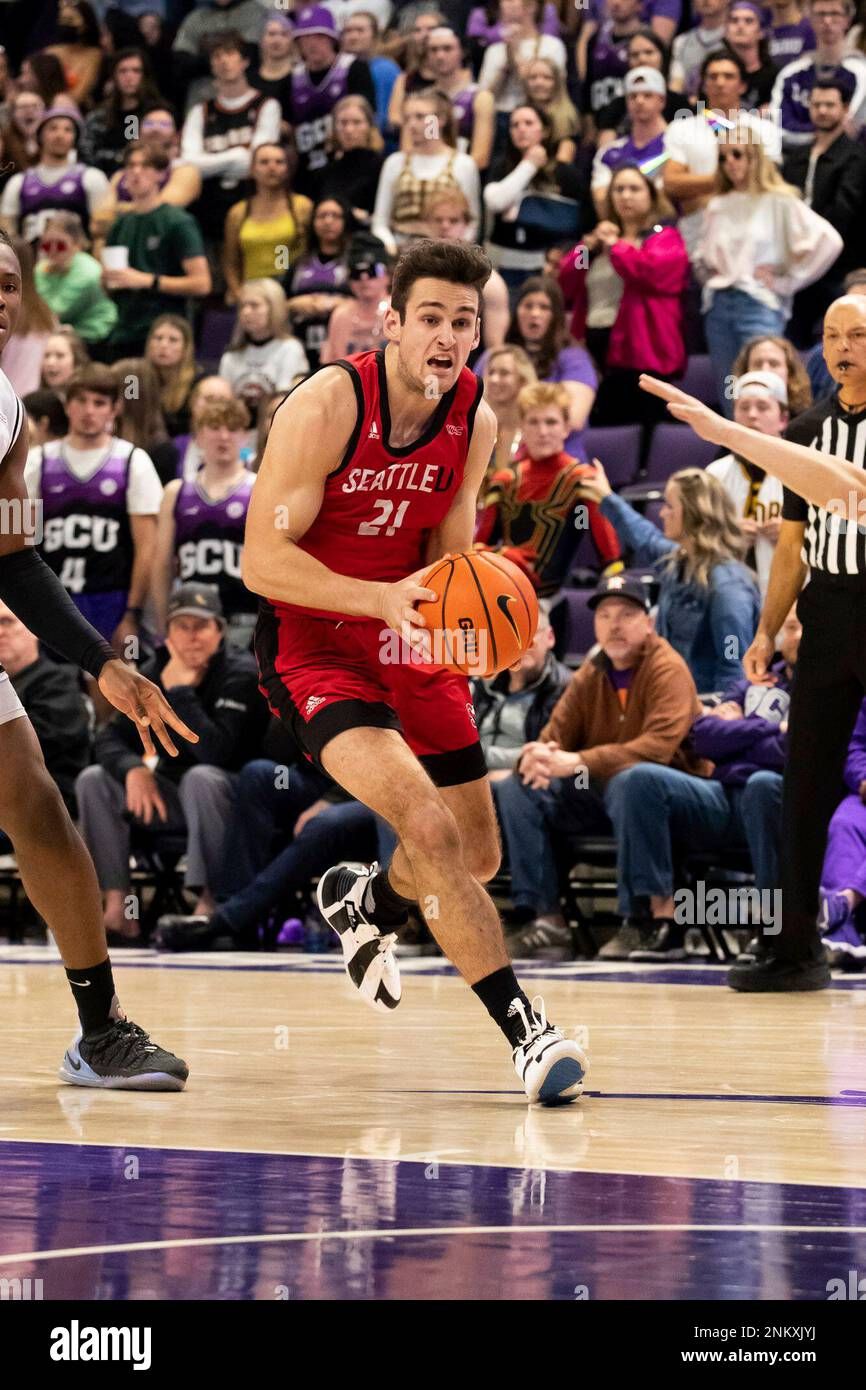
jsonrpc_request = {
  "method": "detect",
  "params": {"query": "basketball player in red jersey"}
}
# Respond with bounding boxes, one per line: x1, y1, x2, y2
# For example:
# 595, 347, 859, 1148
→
245, 241, 586, 1104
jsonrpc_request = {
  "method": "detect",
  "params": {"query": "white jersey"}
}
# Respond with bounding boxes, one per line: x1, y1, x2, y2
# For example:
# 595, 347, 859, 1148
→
0, 367, 24, 463
707, 452, 783, 598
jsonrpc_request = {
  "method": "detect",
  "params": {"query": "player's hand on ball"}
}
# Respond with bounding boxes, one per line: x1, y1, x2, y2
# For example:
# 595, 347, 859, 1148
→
98, 660, 200, 758
378, 569, 438, 659
639, 375, 732, 446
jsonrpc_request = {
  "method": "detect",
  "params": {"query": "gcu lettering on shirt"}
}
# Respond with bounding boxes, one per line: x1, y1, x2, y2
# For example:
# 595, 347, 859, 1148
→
50, 1321, 152, 1371
292, 55, 353, 172
36, 440, 135, 595
173, 473, 257, 618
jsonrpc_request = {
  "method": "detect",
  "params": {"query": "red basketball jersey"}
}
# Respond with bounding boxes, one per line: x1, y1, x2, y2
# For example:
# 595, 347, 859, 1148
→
280, 349, 483, 619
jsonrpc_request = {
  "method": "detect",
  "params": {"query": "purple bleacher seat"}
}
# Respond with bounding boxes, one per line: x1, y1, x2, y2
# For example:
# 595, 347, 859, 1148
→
644, 498, 664, 529
581, 425, 642, 488
550, 589, 597, 662
644, 424, 721, 482
678, 354, 719, 409
198, 309, 236, 366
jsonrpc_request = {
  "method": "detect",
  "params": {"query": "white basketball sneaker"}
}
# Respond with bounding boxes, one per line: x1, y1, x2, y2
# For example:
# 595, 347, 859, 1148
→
316, 862, 402, 1012
510, 995, 587, 1105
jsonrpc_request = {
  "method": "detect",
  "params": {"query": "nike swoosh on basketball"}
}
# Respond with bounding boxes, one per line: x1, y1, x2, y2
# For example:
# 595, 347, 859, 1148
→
496, 592, 520, 638
69, 979, 92, 988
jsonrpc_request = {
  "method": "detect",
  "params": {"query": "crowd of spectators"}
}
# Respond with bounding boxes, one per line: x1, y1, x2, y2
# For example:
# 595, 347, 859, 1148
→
1, 0, 865, 967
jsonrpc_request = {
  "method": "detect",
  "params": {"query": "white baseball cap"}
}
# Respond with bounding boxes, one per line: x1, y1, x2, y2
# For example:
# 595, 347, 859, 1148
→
625, 66, 667, 98
733, 370, 788, 406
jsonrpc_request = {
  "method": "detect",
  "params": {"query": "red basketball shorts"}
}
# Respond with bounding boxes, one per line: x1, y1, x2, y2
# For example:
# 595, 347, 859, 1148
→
255, 604, 487, 787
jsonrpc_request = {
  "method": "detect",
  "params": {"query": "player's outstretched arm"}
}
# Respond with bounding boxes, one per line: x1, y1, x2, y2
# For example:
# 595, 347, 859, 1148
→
424, 399, 498, 562
242, 369, 437, 634
640, 375, 866, 519
0, 418, 198, 757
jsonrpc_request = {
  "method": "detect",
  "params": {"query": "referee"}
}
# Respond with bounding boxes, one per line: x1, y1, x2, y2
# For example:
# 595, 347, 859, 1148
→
733, 294, 866, 991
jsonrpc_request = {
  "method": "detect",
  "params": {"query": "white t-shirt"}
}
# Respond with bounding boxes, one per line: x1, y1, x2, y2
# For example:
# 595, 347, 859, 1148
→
218, 337, 310, 401
707, 451, 783, 597
478, 34, 567, 112
662, 112, 782, 256
25, 438, 164, 514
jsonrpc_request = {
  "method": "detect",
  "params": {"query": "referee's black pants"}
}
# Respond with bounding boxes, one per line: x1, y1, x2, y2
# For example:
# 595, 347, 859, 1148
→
781, 578, 866, 957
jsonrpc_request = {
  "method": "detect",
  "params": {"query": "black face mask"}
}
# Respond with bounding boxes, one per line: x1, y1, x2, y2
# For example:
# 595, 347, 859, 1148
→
56, 25, 84, 43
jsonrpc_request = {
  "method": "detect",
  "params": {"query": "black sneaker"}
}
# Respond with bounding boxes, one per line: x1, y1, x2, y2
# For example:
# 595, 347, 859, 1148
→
728, 950, 831, 993
155, 913, 236, 952
59, 1020, 189, 1091
629, 921, 687, 961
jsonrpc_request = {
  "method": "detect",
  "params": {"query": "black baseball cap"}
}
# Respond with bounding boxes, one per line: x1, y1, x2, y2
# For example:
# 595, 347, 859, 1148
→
167, 582, 225, 626
587, 573, 651, 612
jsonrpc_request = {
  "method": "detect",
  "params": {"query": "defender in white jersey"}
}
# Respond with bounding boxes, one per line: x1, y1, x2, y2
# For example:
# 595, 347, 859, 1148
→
0, 229, 196, 1088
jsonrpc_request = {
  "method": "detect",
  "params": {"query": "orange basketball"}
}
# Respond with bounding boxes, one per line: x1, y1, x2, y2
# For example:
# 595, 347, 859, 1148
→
416, 550, 539, 677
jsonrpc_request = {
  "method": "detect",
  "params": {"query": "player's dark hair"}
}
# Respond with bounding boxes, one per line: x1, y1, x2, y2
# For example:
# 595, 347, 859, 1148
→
843, 268, 866, 291
389, 240, 491, 323
0, 228, 17, 260
65, 365, 121, 406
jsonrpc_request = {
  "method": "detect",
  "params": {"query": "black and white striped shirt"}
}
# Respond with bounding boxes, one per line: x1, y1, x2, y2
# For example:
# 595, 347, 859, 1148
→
782, 393, 866, 577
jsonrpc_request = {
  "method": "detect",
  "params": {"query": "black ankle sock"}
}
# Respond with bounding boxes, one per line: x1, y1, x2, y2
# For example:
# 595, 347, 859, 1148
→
472, 966, 533, 1048
364, 868, 414, 927
65, 958, 120, 1036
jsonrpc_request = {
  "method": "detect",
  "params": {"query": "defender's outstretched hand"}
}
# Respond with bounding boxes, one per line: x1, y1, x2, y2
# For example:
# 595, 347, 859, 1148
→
639, 375, 733, 448
98, 661, 200, 758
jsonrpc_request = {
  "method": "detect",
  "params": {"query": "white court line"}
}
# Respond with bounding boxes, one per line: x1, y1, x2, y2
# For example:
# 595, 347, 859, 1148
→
3, 1223, 866, 1268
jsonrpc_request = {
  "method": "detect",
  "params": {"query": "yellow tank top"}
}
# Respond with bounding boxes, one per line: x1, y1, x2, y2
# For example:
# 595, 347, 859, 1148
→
239, 208, 301, 281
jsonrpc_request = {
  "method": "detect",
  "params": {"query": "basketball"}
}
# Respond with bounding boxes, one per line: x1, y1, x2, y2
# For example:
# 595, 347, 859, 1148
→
416, 549, 539, 677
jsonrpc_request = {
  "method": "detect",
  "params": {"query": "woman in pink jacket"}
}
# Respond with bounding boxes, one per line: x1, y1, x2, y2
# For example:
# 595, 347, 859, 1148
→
558, 162, 689, 430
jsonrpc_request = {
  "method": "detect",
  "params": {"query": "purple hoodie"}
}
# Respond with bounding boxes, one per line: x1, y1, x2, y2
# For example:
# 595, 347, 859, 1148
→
691, 659, 792, 785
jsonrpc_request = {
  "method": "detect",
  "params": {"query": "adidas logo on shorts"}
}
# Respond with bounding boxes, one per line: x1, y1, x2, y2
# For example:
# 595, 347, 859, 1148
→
305, 695, 327, 716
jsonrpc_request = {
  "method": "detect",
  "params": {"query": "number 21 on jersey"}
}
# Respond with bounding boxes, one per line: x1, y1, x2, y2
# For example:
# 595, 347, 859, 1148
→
358, 500, 409, 537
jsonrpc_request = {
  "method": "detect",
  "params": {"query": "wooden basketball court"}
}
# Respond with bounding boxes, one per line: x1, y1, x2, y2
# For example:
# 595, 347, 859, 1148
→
2, 946, 865, 1300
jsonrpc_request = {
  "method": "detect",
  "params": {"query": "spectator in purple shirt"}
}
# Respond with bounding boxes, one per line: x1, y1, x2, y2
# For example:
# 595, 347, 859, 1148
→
768, 0, 816, 68
475, 275, 598, 458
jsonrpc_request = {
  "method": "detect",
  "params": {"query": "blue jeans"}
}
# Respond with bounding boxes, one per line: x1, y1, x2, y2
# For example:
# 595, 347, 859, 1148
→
703, 289, 787, 417
604, 763, 783, 913
219, 801, 378, 935
492, 772, 612, 914
216, 759, 331, 898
